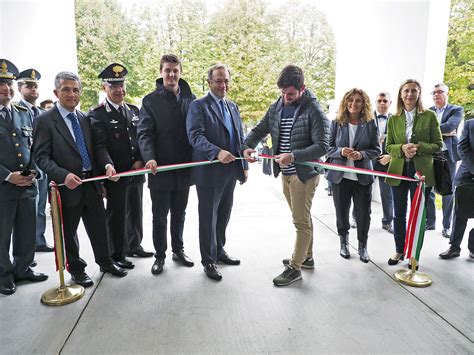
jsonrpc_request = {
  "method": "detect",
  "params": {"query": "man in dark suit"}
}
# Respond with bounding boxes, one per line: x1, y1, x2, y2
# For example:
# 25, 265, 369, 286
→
89, 63, 152, 271
33, 71, 127, 288
439, 118, 474, 259
426, 83, 464, 237
138, 54, 195, 275
186, 63, 248, 281
0, 59, 48, 296
17, 68, 54, 253
372, 92, 394, 234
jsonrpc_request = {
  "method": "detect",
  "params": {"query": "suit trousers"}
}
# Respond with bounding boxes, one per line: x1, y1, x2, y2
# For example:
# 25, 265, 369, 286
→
426, 151, 456, 229
196, 177, 236, 265
104, 180, 129, 261
61, 183, 111, 274
391, 162, 432, 253
126, 181, 144, 253
150, 187, 190, 259
35, 176, 48, 247
377, 176, 393, 225
0, 197, 36, 282
332, 178, 372, 244
282, 174, 318, 270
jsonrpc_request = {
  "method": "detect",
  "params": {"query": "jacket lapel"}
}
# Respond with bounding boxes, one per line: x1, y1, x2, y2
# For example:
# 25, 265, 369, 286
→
208, 94, 226, 127
77, 111, 93, 158
441, 105, 451, 123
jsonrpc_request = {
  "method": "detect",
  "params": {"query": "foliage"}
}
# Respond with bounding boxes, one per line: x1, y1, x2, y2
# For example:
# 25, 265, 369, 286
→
444, 0, 474, 118
74, 0, 336, 119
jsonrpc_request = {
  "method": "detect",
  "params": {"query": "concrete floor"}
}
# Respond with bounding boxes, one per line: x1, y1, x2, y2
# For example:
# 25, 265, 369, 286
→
1, 164, 473, 354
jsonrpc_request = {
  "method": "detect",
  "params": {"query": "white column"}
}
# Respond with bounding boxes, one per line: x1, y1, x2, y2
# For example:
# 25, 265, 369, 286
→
0, 0, 77, 104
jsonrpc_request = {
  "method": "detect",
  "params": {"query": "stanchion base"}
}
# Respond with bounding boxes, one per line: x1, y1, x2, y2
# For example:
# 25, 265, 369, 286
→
393, 269, 432, 288
41, 284, 85, 306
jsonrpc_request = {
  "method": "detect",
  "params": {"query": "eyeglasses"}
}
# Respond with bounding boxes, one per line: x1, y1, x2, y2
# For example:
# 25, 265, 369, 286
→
377, 99, 389, 103
431, 90, 445, 95
210, 79, 230, 85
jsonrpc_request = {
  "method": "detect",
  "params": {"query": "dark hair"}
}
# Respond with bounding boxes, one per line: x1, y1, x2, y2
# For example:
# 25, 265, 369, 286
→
160, 54, 182, 71
40, 99, 54, 109
277, 65, 304, 90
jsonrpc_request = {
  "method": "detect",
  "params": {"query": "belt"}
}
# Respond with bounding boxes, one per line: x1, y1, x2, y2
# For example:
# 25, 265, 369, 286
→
81, 171, 92, 179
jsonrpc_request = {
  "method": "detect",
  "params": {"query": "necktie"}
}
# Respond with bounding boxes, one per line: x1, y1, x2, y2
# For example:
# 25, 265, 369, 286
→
219, 100, 235, 150
67, 112, 92, 171
32, 106, 39, 117
2, 107, 12, 125
118, 106, 125, 118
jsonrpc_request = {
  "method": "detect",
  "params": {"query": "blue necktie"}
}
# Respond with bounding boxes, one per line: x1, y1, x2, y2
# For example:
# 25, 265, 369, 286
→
219, 100, 235, 151
67, 112, 92, 171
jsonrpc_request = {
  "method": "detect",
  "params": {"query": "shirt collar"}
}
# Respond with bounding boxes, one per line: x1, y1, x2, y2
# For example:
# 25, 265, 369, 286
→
436, 104, 447, 113
21, 100, 34, 110
376, 111, 388, 118
209, 91, 225, 104
0, 103, 12, 112
57, 102, 77, 119
106, 99, 122, 111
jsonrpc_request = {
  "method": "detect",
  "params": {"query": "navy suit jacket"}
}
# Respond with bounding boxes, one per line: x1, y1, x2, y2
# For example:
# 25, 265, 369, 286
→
326, 119, 381, 185
186, 93, 247, 187
455, 119, 474, 185
431, 104, 464, 162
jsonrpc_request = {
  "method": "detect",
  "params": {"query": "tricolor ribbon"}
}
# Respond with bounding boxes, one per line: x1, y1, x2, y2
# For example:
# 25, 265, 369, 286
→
50, 153, 427, 269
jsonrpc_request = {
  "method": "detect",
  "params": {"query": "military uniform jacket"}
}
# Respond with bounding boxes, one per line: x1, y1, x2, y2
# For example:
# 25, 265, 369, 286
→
0, 104, 38, 201
89, 100, 144, 183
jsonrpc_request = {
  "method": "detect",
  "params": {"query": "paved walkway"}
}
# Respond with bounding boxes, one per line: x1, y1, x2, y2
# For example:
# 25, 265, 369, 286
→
1, 164, 473, 354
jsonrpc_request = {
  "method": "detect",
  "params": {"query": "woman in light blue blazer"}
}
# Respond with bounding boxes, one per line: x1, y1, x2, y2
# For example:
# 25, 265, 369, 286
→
327, 88, 381, 263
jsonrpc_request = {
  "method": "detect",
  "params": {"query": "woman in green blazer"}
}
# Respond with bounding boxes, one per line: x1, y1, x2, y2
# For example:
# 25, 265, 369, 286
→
385, 79, 442, 266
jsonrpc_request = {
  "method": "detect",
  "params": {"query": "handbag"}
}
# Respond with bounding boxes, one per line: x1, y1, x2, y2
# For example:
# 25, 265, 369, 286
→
455, 182, 474, 218
432, 152, 453, 196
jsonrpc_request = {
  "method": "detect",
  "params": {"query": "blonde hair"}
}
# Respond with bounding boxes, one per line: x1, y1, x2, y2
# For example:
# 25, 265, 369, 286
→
396, 79, 425, 115
335, 88, 374, 125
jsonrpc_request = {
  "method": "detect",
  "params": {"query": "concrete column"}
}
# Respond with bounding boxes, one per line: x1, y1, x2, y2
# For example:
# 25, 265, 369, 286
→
0, 0, 77, 104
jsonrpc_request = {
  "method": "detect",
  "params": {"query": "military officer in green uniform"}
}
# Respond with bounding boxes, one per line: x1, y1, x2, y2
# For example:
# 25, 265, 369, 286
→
0, 59, 48, 296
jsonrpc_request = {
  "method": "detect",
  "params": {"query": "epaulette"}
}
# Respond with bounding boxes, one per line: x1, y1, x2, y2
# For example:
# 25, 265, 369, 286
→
12, 103, 28, 111
90, 102, 106, 112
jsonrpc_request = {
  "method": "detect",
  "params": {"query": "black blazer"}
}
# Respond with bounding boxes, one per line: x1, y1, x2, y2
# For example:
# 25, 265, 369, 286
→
89, 100, 144, 183
33, 103, 103, 204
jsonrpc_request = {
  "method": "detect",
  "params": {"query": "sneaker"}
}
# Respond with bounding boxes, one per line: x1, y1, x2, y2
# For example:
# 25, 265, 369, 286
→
282, 257, 314, 269
273, 266, 302, 287
382, 223, 394, 234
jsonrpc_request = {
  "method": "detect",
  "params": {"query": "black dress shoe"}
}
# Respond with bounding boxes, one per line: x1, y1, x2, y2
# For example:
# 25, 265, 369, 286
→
100, 262, 127, 277
425, 224, 435, 231
439, 248, 461, 259
35, 244, 54, 252
14, 269, 48, 282
358, 245, 370, 263
388, 253, 405, 265
71, 272, 94, 288
114, 258, 135, 269
151, 258, 165, 275
128, 248, 154, 258
0, 281, 16, 295
172, 252, 194, 267
204, 263, 222, 281
217, 253, 240, 265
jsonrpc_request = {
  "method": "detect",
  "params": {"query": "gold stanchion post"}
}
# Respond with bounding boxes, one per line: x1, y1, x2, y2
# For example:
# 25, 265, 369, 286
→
393, 257, 432, 288
41, 184, 85, 306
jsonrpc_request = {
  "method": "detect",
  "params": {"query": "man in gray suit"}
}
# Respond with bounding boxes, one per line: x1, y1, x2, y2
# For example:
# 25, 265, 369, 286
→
425, 83, 464, 237
17, 69, 54, 253
33, 71, 127, 288
0, 59, 48, 296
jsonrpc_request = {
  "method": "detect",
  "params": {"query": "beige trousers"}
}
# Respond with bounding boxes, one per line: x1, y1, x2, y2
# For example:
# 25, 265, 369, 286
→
281, 174, 319, 270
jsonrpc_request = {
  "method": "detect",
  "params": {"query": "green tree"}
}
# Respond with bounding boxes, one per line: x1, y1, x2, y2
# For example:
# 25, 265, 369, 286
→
445, 0, 474, 118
